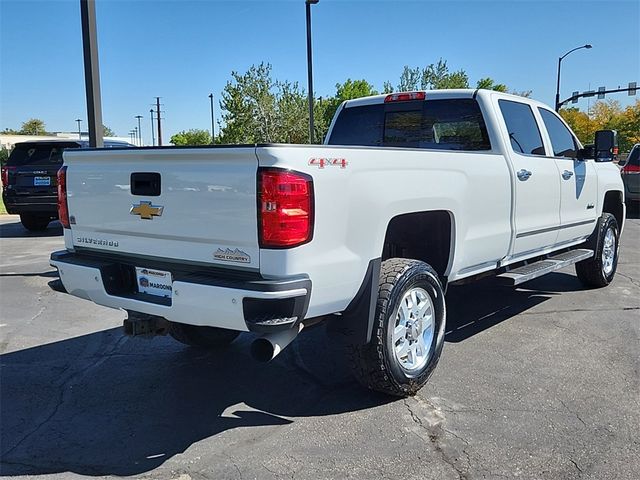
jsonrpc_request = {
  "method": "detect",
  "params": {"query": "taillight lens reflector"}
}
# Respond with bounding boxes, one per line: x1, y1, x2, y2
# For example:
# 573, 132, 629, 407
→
258, 168, 314, 248
384, 91, 426, 103
57, 166, 70, 229
622, 163, 640, 174
1, 166, 16, 187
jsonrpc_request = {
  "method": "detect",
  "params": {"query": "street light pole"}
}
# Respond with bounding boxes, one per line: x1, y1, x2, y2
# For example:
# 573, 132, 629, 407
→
208, 93, 216, 144
305, 0, 319, 144
135, 115, 143, 146
150, 109, 155, 146
555, 44, 592, 111
76, 119, 82, 140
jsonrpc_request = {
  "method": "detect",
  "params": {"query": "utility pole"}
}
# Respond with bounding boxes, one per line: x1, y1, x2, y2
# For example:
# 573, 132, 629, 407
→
79, 0, 104, 147
76, 119, 82, 140
155, 97, 163, 146
208, 93, 215, 144
305, 0, 319, 144
135, 115, 143, 146
150, 109, 155, 146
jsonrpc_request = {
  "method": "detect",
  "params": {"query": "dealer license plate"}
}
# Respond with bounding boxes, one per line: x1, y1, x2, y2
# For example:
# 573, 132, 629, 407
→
135, 267, 173, 298
34, 176, 51, 186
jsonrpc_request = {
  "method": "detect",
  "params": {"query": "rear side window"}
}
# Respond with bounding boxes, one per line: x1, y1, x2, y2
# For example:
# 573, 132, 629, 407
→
7, 142, 80, 166
328, 99, 491, 151
328, 104, 384, 147
499, 100, 545, 156
538, 108, 578, 158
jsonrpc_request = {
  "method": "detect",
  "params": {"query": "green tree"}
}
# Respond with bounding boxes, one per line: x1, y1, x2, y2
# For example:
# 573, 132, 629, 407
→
560, 99, 640, 152
476, 77, 508, 92
170, 129, 212, 146
421, 59, 469, 89
20, 118, 46, 135
398, 66, 422, 91
1, 127, 19, 134
103, 125, 115, 137
0, 146, 9, 166
218, 62, 278, 143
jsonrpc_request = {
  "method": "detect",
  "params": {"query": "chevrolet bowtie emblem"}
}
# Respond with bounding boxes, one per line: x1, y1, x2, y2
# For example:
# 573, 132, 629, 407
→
130, 201, 164, 220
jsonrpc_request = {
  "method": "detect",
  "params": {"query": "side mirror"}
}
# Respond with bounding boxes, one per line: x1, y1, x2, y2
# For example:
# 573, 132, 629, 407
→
577, 144, 595, 160
594, 130, 618, 162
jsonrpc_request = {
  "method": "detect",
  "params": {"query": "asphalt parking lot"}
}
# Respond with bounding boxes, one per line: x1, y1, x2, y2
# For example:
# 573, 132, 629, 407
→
0, 211, 638, 480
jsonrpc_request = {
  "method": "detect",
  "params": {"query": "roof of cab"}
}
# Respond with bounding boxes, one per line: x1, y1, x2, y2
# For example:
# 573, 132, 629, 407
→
343, 88, 546, 109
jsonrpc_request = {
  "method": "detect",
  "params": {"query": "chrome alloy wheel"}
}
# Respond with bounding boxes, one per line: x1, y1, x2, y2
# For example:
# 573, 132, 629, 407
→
602, 227, 616, 276
392, 287, 435, 373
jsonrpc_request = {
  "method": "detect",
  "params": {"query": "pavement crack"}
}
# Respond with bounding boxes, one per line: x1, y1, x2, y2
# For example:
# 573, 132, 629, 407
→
570, 458, 583, 475
618, 272, 640, 288
558, 399, 588, 428
403, 398, 470, 480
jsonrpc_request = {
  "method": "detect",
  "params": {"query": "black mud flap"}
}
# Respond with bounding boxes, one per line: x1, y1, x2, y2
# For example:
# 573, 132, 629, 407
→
326, 258, 381, 345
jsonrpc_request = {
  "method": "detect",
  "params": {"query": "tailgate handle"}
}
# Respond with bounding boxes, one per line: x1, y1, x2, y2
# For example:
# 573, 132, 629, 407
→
131, 172, 161, 196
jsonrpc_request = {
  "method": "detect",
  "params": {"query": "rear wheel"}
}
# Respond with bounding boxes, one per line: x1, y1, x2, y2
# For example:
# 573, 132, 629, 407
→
20, 214, 50, 232
575, 213, 619, 288
347, 258, 446, 397
169, 322, 240, 349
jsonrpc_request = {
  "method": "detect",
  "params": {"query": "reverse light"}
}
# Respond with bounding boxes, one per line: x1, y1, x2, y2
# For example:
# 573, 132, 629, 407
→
1, 166, 16, 187
258, 168, 314, 248
384, 91, 426, 103
57, 166, 70, 229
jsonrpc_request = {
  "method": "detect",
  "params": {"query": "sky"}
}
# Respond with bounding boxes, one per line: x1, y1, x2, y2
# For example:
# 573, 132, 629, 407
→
1, 0, 639, 145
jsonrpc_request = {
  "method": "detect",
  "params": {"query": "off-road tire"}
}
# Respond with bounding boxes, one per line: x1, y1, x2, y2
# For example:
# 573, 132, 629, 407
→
347, 258, 446, 397
169, 323, 240, 349
575, 213, 619, 288
20, 214, 50, 232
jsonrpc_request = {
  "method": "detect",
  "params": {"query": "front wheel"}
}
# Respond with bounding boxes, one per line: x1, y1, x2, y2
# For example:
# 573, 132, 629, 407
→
169, 323, 240, 349
347, 258, 446, 397
575, 213, 619, 288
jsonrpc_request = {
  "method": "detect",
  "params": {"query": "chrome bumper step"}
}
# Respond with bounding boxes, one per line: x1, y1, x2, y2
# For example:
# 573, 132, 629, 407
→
497, 249, 594, 286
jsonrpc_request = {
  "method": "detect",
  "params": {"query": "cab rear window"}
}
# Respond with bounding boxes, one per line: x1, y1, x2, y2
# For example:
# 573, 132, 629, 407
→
328, 98, 491, 151
7, 142, 80, 166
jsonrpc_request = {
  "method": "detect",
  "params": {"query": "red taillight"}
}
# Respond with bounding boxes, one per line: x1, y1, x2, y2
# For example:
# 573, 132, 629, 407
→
1, 166, 16, 187
384, 91, 426, 103
622, 163, 640, 174
57, 166, 70, 229
258, 168, 313, 248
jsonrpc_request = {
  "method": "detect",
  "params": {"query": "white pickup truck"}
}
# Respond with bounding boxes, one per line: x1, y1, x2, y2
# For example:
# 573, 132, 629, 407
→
50, 89, 625, 397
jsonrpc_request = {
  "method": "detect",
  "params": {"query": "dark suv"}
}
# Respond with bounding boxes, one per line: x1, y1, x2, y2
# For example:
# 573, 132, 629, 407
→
1, 139, 133, 231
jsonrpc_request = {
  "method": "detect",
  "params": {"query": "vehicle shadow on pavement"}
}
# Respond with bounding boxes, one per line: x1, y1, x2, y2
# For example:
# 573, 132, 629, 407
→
444, 272, 584, 342
0, 220, 63, 238
0, 326, 389, 477
625, 203, 639, 219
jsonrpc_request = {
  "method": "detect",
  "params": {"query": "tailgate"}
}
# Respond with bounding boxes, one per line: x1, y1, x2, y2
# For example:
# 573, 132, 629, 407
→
14, 165, 58, 195
64, 147, 260, 269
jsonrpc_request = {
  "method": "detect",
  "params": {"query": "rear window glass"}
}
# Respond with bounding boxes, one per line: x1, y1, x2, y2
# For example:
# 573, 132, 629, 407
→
7, 142, 80, 166
627, 146, 640, 166
328, 98, 491, 151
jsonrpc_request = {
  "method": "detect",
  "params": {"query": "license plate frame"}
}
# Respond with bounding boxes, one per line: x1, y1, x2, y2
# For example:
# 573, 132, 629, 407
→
135, 267, 173, 299
33, 176, 51, 186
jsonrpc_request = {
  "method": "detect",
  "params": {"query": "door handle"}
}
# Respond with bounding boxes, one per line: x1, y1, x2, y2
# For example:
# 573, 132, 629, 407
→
562, 170, 574, 180
517, 169, 532, 181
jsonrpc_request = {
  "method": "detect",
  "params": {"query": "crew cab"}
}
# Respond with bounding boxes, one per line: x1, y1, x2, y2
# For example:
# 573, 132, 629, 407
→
1, 139, 134, 231
50, 90, 625, 397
